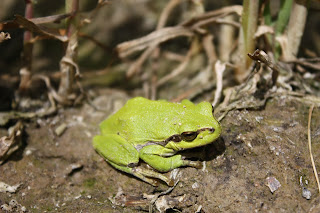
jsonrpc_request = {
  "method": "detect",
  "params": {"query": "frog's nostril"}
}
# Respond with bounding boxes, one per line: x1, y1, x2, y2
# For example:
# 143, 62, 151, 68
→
128, 162, 138, 168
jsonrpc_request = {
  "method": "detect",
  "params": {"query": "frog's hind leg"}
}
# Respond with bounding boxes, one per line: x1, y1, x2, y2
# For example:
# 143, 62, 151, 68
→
93, 135, 139, 170
93, 135, 169, 186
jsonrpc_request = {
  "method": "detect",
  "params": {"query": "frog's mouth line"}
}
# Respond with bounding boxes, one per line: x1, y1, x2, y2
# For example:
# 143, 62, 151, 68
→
135, 127, 215, 151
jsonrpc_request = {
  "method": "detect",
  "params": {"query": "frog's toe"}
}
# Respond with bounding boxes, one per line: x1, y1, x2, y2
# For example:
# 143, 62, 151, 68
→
133, 167, 174, 186
131, 168, 159, 186
183, 160, 202, 169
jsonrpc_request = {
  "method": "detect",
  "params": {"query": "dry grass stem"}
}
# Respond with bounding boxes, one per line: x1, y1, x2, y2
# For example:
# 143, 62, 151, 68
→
283, 0, 308, 61
212, 61, 226, 107
117, 26, 194, 58
307, 104, 320, 194
181, 5, 242, 26
219, 15, 236, 62
33, 74, 66, 104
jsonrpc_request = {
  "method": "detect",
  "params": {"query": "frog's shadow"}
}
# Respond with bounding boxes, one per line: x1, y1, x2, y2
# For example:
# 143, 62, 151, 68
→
179, 137, 226, 162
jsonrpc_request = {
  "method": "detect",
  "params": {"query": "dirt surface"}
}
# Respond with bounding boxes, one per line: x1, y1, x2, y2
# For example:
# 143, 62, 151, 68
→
1, 89, 320, 212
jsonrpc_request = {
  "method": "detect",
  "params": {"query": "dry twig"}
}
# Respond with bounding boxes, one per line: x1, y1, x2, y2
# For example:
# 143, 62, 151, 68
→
14, 15, 68, 42
212, 61, 226, 107
116, 5, 242, 81
156, 39, 196, 87
117, 26, 194, 59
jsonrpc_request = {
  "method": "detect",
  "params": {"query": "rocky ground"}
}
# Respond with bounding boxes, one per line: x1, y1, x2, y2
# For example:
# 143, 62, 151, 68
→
1, 89, 320, 212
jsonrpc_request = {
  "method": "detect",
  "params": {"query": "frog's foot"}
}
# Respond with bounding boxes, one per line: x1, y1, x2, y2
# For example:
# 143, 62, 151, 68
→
133, 167, 174, 186
107, 161, 160, 186
182, 160, 202, 169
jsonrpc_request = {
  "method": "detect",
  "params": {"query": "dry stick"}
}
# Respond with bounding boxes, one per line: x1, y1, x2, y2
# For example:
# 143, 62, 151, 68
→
202, 33, 216, 72
125, 0, 182, 78
157, 0, 182, 30
117, 5, 242, 68
30, 13, 72, 24
307, 104, 320, 193
119, 27, 193, 74
156, 40, 195, 87
286, 59, 320, 71
19, 0, 33, 94
127, 44, 157, 78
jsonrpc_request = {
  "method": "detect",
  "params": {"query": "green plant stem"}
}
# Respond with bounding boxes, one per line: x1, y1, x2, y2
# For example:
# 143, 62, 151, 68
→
236, 0, 259, 82
274, 0, 293, 59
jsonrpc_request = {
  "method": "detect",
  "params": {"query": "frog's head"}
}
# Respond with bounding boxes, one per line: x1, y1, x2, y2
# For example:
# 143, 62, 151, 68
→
165, 101, 221, 151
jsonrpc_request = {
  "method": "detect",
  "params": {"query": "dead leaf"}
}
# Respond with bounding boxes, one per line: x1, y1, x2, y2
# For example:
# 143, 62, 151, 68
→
0, 182, 21, 193
0, 32, 11, 43
0, 121, 24, 164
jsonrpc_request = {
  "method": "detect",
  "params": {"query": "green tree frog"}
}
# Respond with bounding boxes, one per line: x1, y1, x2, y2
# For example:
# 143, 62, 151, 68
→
93, 97, 221, 186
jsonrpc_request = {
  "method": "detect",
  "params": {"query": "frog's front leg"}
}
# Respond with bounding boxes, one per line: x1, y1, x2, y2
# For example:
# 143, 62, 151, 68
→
139, 145, 202, 172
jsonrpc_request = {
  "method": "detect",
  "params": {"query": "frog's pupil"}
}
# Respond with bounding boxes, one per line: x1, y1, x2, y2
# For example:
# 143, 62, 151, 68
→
181, 131, 198, 141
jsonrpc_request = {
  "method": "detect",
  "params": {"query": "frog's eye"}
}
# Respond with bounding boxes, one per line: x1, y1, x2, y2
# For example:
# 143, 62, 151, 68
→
181, 131, 198, 141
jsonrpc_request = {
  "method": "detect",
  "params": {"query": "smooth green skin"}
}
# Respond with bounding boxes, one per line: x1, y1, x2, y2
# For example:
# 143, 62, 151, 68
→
93, 97, 221, 186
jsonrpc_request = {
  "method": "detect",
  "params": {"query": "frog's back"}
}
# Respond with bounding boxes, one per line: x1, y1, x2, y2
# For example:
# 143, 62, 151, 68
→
100, 97, 177, 136
100, 97, 215, 145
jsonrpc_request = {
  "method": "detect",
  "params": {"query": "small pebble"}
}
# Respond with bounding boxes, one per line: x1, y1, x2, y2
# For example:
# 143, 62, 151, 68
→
55, 123, 67, 136
302, 187, 311, 200
266, 176, 281, 193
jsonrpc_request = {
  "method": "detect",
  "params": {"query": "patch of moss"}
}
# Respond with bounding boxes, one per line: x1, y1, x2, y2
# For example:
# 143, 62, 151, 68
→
46, 206, 54, 211
83, 177, 96, 188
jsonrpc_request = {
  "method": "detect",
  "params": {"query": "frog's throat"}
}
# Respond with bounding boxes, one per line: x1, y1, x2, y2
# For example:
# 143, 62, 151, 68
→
135, 127, 215, 151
